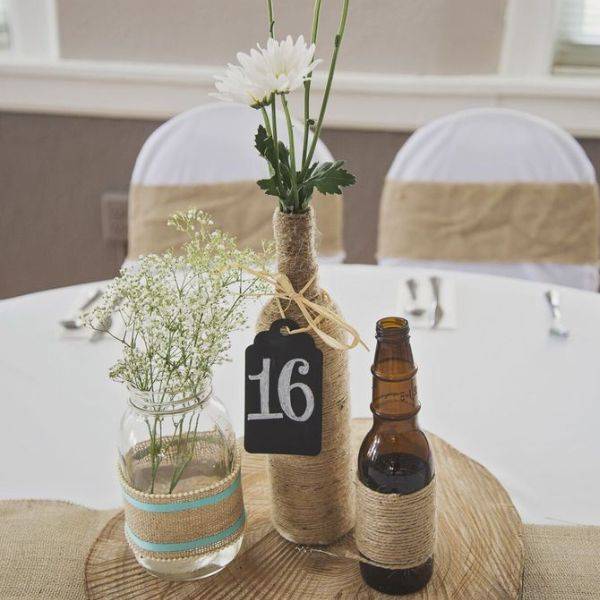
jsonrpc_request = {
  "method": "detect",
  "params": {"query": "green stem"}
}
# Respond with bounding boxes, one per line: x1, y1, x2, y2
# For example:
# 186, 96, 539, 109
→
302, 0, 323, 166
147, 414, 162, 493
266, 0, 275, 38
302, 0, 350, 177
169, 409, 201, 493
260, 105, 273, 138
270, 96, 287, 207
281, 95, 299, 212
167, 415, 186, 493
310, 0, 323, 44
260, 105, 283, 209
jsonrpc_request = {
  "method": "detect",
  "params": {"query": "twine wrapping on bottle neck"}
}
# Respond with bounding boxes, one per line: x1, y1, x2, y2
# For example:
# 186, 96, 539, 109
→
244, 266, 368, 351
355, 476, 437, 569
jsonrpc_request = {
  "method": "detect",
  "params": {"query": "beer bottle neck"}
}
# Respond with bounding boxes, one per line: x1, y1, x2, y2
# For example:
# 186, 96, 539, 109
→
371, 317, 420, 420
371, 369, 420, 420
372, 411, 419, 432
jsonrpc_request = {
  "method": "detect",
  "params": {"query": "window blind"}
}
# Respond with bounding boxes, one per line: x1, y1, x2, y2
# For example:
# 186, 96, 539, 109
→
555, 0, 600, 69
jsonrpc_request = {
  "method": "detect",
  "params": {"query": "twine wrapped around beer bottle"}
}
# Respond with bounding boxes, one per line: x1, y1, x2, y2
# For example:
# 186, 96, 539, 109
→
257, 207, 355, 545
355, 477, 437, 568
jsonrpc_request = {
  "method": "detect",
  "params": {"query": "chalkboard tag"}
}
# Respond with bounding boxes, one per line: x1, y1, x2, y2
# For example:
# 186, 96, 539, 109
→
244, 318, 323, 456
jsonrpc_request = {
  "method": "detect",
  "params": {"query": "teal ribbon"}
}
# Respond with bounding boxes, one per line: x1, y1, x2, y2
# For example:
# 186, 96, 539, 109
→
125, 513, 245, 553
122, 474, 241, 513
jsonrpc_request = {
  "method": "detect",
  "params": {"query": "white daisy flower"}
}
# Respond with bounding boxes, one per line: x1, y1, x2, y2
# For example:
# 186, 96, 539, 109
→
213, 35, 321, 108
213, 64, 273, 108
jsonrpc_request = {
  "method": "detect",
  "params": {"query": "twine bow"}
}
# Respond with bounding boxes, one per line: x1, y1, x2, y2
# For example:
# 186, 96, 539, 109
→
245, 267, 368, 351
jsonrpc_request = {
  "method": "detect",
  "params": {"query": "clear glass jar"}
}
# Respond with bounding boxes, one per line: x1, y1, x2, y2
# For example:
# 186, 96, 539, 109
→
119, 383, 243, 581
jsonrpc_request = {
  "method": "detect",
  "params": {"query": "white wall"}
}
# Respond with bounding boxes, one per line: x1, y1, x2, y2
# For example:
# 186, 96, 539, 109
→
4, 0, 599, 136
56, 0, 507, 75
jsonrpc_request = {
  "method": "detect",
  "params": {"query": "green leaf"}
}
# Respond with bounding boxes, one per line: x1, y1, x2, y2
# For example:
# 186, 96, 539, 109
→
256, 177, 281, 197
255, 125, 291, 176
255, 128, 355, 211
299, 160, 356, 197
254, 125, 270, 158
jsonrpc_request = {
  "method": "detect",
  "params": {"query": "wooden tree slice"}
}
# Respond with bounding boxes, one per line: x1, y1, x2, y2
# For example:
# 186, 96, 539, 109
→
85, 419, 523, 599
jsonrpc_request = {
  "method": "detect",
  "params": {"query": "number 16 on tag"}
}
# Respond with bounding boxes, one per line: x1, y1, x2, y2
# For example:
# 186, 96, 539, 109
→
244, 319, 323, 456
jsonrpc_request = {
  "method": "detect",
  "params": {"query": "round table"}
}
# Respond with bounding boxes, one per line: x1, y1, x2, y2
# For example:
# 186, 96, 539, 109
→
1, 265, 599, 527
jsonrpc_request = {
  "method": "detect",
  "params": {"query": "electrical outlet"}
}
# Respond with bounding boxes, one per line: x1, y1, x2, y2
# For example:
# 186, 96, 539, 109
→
101, 192, 128, 243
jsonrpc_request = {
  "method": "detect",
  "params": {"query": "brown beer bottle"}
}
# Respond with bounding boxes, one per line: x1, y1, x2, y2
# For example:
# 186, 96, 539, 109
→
358, 317, 434, 595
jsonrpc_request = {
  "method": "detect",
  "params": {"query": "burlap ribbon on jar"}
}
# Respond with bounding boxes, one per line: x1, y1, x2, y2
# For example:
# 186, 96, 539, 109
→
119, 445, 245, 561
377, 181, 600, 264
355, 477, 437, 569
127, 181, 343, 260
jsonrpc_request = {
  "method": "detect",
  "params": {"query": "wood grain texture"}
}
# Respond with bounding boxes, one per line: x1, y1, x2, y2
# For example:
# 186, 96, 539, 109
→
85, 419, 523, 599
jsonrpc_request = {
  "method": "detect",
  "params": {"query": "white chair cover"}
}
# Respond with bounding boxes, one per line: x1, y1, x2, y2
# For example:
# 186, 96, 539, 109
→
127, 103, 344, 264
378, 108, 599, 290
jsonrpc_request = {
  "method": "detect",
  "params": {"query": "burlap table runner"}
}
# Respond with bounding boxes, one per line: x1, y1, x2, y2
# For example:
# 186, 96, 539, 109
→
0, 500, 118, 600
127, 182, 343, 260
2, 504, 599, 598
521, 524, 600, 600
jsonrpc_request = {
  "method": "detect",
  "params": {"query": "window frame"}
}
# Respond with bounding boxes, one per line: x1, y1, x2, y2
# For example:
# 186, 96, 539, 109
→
554, 0, 600, 71
4, 0, 58, 59
499, 0, 561, 76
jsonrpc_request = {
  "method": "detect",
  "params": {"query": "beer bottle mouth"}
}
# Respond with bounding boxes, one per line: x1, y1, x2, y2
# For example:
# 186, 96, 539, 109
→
376, 317, 410, 340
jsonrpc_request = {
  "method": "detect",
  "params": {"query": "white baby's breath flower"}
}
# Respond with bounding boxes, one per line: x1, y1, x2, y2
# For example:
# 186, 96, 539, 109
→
213, 35, 320, 107
86, 210, 272, 399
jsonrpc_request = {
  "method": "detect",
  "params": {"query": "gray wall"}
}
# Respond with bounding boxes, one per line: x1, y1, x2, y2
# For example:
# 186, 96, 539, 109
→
0, 113, 156, 298
57, 0, 507, 75
1, 111, 599, 299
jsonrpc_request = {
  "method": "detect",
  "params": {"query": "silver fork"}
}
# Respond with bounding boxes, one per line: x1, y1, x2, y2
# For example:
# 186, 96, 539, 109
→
545, 290, 569, 338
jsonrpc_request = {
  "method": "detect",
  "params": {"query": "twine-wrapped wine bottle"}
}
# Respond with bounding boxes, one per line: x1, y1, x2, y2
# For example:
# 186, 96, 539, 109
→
257, 207, 355, 545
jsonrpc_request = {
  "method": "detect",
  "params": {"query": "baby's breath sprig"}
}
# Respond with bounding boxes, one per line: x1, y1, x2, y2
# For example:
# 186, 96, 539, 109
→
88, 210, 271, 400
86, 211, 272, 493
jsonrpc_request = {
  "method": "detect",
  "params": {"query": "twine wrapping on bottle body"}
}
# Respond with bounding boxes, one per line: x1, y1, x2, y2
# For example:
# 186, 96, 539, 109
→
355, 477, 437, 569
119, 444, 245, 561
256, 207, 355, 545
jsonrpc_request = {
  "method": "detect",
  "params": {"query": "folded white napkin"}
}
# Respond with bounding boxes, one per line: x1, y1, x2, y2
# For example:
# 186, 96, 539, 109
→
397, 276, 457, 330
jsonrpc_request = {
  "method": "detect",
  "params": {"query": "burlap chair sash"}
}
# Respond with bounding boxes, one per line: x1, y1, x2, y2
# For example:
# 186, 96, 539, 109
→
119, 445, 245, 560
128, 181, 343, 259
378, 181, 600, 264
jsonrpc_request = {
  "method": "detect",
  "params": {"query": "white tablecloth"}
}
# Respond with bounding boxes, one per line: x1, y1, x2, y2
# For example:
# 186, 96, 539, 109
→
1, 265, 599, 527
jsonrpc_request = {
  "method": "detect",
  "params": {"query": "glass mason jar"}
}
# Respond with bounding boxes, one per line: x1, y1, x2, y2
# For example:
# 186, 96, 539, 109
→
118, 383, 243, 581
